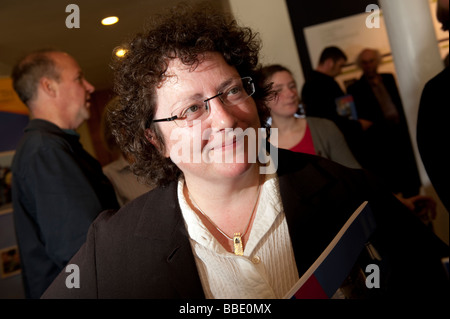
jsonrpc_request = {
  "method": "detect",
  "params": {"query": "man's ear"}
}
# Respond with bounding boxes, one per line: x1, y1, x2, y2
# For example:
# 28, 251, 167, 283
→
39, 77, 57, 98
323, 58, 334, 71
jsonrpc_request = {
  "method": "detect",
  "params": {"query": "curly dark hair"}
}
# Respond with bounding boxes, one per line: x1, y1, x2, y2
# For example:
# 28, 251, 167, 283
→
110, 3, 271, 187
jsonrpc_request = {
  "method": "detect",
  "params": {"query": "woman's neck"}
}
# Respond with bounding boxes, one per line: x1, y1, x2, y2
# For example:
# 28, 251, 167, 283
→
271, 114, 298, 133
270, 115, 307, 149
183, 164, 262, 238
184, 164, 260, 210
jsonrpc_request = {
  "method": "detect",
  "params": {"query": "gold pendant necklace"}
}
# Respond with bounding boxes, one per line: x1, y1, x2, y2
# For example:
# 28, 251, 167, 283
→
233, 233, 244, 256
188, 182, 261, 256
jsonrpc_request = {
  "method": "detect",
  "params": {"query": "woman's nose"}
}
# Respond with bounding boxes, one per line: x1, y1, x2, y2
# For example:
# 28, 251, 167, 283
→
208, 97, 237, 131
285, 87, 297, 97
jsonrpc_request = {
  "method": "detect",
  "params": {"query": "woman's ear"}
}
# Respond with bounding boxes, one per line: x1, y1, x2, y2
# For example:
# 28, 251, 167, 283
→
145, 128, 168, 157
145, 128, 159, 149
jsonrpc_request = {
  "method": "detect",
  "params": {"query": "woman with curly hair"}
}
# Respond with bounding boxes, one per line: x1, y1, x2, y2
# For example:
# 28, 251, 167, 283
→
43, 3, 449, 300
108, 4, 270, 188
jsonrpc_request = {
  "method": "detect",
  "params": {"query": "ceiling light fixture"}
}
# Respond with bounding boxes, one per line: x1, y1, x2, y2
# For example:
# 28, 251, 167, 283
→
101, 16, 119, 26
115, 48, 128, 58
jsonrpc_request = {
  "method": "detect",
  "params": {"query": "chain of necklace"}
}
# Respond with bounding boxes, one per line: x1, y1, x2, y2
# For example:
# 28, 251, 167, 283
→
188, 182, 262, 256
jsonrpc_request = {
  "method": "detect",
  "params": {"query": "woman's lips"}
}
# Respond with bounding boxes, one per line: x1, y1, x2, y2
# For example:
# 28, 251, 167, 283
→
204, 130, 245, 154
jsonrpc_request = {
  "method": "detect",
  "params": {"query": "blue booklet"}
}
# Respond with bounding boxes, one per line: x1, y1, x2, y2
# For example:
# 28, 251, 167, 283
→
284, 201, 377, 299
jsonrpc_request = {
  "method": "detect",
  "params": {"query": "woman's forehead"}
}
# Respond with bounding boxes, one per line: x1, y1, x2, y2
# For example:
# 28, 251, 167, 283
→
166, 52, 237, 75
159, 53, 239, 91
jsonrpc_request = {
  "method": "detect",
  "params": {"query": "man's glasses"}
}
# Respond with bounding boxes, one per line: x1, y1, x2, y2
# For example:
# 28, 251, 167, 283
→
152, 77, 255, 127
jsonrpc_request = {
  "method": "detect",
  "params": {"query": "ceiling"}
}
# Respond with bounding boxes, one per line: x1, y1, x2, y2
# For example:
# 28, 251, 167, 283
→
0, 0, 228, 90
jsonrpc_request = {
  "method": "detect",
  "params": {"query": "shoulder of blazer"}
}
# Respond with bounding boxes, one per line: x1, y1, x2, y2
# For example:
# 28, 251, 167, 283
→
86, 181, 205, 298
274, 148, 376, 276
91, 181, 182, 240
275, 148, 371, 209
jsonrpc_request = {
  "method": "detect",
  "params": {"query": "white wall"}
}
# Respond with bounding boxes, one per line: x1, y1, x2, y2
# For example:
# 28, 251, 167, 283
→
380, 0, 448, 244
227, 0, 448, 244
227, 0, 304, 88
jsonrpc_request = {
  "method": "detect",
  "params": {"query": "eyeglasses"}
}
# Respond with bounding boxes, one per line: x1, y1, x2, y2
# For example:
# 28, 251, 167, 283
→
152, 77, 255, 127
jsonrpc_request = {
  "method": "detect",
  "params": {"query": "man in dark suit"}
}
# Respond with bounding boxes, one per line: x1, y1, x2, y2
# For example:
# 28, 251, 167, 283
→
347, 49, 421, 198
301, 46, 372, 158
417, 0, 450, 213
11, 49, 119, 298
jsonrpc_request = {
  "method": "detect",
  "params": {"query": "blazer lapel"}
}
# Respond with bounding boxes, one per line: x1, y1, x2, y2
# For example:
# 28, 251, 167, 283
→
278, 159, 333, 276
135, 182, 205, 298
165, 218, 205, 299
276, 149, 357, 277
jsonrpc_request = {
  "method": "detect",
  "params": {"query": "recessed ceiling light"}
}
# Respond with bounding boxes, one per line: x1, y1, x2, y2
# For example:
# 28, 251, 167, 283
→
115, 48, 128, 58
101, 16, 119, 26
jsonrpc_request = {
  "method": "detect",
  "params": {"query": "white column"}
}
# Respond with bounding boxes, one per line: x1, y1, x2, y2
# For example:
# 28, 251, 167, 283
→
380, 0, 448, 243
227, 0, 304, 88
379, 0, 444, 185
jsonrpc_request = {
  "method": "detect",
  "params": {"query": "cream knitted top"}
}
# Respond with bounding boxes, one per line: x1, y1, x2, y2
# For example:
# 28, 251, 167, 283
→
177, 174, 299, 299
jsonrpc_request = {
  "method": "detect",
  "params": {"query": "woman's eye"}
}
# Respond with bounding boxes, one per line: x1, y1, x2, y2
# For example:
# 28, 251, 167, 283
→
228, 86, 241, 95
181, 104, 201, 117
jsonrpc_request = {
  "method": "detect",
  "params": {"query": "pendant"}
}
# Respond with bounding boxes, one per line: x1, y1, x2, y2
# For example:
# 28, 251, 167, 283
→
233, 233, 244, 256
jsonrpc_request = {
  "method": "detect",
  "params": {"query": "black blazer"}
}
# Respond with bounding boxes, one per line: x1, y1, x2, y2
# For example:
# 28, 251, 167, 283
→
417, 67, 450, 212
301, 71, 363, 149
42, 149, 448, 299
347, 74, 422, 197
12, 119, 119, 299
347, 74, 404, 123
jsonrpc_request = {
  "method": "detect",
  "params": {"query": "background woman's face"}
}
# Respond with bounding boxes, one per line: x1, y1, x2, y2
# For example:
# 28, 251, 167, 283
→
268, 71, 299, 117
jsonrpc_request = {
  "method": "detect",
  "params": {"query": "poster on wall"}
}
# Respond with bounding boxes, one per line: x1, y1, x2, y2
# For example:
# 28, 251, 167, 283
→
0, 77, 29, 152
303, 8, 394, 91
0, 246, 21, 279
0, 150, 24, 298
0, 77, 26, 298
0, 151, 14, 216
303, 0, 448, 91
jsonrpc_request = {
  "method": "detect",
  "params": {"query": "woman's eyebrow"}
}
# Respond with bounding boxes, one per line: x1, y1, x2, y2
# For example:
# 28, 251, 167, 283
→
171, 77, 237, 108
217, 77, 236, 93
272, 83, 283, 90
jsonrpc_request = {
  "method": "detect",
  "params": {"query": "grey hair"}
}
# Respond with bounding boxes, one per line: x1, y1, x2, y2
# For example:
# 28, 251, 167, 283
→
11, 49, 63, 105
356, 48, 382, 69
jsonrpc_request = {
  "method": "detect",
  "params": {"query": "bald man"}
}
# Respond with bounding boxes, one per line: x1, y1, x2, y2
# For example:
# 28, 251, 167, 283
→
11, 49, 119, 298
